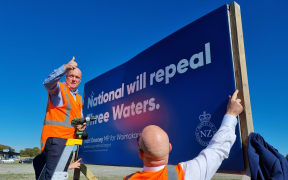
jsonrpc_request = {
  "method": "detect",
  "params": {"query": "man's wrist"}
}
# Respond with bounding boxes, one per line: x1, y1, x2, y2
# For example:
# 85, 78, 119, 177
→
222, 114, 237, 129
225, 112, 237, 117
63, 64, 68, 71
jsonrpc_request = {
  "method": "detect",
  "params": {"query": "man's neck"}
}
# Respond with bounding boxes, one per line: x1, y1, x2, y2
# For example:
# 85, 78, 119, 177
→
143, 165, 165, 172
64, 82, 78, 93
143, 156, 168, 167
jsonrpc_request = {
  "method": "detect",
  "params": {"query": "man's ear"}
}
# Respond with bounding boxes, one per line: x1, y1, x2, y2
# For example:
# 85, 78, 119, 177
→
169, 143, 172, 153
138, 149, 144, 160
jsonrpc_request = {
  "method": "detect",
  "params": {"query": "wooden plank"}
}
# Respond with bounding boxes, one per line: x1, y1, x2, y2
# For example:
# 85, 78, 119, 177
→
228, 1, 254, 176
73, 146, 99, 180
80, 164, 98, 180
73, 147, 81, 180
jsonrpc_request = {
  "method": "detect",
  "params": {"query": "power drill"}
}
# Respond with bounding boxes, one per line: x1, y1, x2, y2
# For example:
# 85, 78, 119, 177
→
72, 117, 97, 139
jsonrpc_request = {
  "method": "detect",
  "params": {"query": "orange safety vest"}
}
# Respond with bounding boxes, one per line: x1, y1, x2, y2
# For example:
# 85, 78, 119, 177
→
124, 164, 185, 180
40, 82, 83, 151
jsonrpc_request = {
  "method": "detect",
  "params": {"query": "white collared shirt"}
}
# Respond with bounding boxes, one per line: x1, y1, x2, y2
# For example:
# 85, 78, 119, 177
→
143, 165, 166, 172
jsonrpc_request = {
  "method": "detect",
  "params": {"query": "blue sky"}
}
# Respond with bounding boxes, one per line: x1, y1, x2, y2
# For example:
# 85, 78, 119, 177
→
0, 0, 287, 158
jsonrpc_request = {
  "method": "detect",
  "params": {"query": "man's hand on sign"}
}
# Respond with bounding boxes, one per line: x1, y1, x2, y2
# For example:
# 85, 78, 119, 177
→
64, 56, 78, 70
68, 158, 82, 170
226, 89, 243, 117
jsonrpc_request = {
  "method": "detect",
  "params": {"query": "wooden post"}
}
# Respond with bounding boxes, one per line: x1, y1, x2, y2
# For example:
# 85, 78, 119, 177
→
72, 146, 98, 180
73, 146, 81, 180
229, 1, 254, 175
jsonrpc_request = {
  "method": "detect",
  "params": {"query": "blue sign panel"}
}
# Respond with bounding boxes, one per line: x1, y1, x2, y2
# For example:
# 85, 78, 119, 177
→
79, 5, 245, 171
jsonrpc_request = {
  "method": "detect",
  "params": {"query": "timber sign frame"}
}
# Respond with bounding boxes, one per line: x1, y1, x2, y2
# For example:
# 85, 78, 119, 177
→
229, 1, 254, 175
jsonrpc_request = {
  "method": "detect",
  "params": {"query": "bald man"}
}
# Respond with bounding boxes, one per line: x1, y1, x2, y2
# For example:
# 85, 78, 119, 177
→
125, 90, 243, 180
33, 57, 85, 180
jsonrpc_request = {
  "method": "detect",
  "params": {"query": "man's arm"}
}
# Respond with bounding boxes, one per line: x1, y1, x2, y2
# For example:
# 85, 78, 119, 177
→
180, 90, 243, 180
43, 65, 66, 95
43, 57, 78, 106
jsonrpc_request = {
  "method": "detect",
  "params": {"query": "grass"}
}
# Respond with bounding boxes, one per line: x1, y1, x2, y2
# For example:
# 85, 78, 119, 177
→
0, 173, 123, 180
67, 173, 123, 180
0, 163, 246, 179
0, 173, 245, 180
0, 174, 35, 180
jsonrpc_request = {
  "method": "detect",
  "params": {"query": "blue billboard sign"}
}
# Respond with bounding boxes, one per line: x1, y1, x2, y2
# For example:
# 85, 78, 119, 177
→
79, 4, 245, 171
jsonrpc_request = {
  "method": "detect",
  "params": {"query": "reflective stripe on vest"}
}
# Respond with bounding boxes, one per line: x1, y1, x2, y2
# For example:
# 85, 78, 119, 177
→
43, 120, 74, 128
126, 165, 178, 180
63, 84, 71, 123
167, 165, 178, 180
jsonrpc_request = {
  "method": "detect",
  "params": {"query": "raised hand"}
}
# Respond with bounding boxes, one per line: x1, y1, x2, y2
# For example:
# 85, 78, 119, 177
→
64, 56, 78, 70
226, 89, 244, 117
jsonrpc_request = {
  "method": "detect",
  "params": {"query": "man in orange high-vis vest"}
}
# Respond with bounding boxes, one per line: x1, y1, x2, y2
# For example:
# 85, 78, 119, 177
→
33, 57, 86, 180
124, 90, 243, 180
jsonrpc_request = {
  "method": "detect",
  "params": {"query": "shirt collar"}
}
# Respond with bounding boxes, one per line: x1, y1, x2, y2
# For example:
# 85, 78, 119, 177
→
72, 89, 79, 95
143, 165, 165, 172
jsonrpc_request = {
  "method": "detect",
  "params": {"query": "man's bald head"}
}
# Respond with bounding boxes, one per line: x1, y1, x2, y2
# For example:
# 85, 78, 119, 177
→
138, 125, 171, 165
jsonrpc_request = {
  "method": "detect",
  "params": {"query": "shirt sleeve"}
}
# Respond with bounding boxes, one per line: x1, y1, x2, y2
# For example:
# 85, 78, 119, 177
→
43, 65, 66, 93
43, 65, 66, 106
179, 114, 237, 180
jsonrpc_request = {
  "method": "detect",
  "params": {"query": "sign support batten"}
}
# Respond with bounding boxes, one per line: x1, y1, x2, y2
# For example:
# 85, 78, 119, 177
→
229, 1, 254, 176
